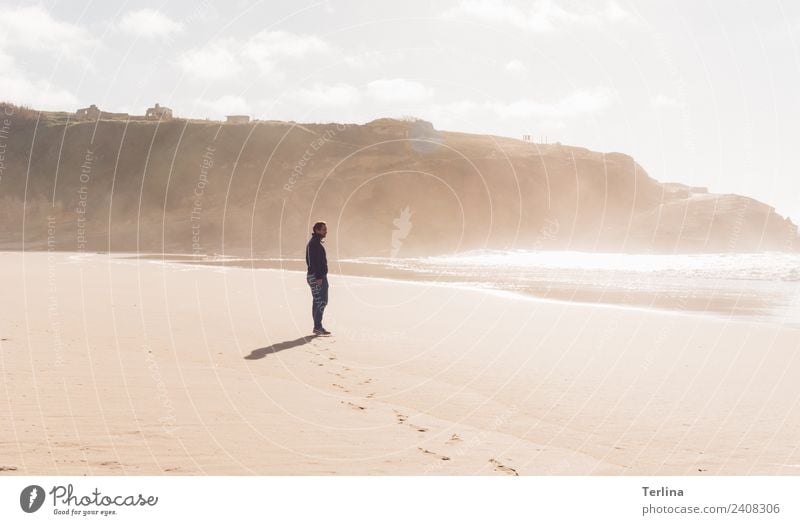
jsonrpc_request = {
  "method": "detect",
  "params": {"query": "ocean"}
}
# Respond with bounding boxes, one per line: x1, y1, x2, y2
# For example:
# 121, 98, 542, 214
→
154, 250, 800, 326
338, 251, 800, 326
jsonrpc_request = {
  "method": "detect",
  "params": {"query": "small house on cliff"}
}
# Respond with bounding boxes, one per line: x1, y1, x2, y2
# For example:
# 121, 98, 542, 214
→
75, 104, 129, 121
226, 115, 250, 124
145, 103, 172, 120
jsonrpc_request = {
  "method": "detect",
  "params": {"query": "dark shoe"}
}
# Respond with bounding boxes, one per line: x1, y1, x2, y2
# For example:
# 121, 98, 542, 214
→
313, 327, 331, 336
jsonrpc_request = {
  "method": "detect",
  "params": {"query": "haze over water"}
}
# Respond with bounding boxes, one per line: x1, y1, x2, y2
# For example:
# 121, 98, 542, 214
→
340, 251, 800, 325
161, 249, 800, 325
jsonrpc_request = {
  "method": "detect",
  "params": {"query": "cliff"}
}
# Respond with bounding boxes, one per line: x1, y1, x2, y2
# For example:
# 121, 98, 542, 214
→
0, 104, 796, 256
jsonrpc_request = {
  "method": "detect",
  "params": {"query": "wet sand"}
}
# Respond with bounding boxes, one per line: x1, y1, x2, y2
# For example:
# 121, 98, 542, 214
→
131, 255, 777, 319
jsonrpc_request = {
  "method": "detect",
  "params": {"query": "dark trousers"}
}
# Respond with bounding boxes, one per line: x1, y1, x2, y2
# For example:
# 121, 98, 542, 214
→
307, 274, 328, 329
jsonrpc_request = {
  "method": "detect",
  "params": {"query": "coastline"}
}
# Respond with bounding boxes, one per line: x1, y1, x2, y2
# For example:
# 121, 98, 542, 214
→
130, 253, 796, 325
1, 251, 799, 475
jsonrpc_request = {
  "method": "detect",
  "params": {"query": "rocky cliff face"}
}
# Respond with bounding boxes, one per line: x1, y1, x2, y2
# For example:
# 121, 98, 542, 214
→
0, 105, 796, 256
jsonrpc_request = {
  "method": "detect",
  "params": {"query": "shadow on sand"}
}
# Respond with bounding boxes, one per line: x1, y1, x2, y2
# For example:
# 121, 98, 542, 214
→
244, 335, 318, 360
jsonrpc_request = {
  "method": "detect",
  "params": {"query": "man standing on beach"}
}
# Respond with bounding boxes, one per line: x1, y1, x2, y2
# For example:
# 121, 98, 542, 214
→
306, 221, 331, 336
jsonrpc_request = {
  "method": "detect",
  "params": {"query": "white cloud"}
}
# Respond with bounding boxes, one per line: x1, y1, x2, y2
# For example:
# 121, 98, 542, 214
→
243, 30, 330, 75
505, 59, 528, 74
193, 95, 251, 117
489, 87, 616, 118
342, 50, 403, 69
179, 30, 331, 79
443, 0, 636, 32
426, 87, 616, 122
4, 75, 78, 109
367, 79, 434, 103
603, 1, 635, 23
424, 100, 481, 125
293, 83, 361, 107
0, 50, 77, 109
119, 9, 184, 38
245, 30, 330, 61
440, 100, 482, 115
0, 7, 83, 110
444, 0, 558, 31
178, 40, 243, 80
0, 5, 94, 58
650, 93, 680, 109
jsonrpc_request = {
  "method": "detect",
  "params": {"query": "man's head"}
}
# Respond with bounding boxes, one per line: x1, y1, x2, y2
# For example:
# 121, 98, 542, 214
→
312, 221, 327, 238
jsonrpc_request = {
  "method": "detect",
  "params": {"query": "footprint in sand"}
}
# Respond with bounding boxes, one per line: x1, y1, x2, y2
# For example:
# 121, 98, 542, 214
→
489, 458, 518, 476
365, 392, 376, 399
447, 434, 462, 443
344, 401, 366, 411
418, 447, 450, 461
0, 466, 18, 471
392, 410, 429, 432
332, 383, 350, 393
359, 378, 372, 385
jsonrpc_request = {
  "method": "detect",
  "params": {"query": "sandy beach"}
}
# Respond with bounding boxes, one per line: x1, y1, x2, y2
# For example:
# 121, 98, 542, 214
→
1, 251, 799, 475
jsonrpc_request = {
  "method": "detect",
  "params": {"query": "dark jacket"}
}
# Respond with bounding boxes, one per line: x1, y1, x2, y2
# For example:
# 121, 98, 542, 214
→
305, 233, 328, 279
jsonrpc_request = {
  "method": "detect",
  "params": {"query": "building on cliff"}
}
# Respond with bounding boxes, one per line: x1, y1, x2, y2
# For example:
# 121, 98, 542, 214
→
145, 103, 173, 120
75, 104, 101, 120
75, 104, 129, 121
226, 115, 250, 124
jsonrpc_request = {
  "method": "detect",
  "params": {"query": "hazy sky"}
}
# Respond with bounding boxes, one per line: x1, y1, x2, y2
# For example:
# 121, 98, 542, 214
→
3, 0, 800, 222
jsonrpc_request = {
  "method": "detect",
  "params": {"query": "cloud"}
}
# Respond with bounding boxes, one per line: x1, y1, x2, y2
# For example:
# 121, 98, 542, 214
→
603, 1, 635, 23
505, 59, 528, 74
427, 87, 616, 122
3, 75, 78, 109
0, 49, 77, 109
193, 95, 251, 117
0, 7, 83, 110
425, 100, 482, 123
489, 87, 616, 118
178, 40, 243, 80
293, 83, 361, 107
341, 50, 403, 69
0, 5, 95, 58
243, 30, 330, 75
245, 30, 330, 61
650, 93, 680, 109
444, 0, 557, 31
443, 0, 636, 32
119, 9, 184, 38
367, 79, 434, 103
179, 30, 332, 79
